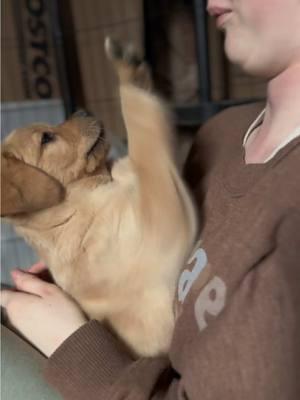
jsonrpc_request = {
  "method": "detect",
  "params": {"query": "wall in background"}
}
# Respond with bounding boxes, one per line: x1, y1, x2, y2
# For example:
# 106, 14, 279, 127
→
2, 0, 266, 134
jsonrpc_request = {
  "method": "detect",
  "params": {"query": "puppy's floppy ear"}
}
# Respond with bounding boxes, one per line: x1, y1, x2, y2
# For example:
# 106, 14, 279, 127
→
1, 153, 65, 217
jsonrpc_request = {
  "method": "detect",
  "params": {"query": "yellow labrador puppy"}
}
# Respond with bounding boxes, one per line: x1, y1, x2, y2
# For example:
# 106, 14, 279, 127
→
1, 38, 197, 357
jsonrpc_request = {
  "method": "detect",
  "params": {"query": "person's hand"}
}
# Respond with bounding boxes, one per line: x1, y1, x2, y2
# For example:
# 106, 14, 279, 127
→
27, 261, 48, 274
27, 261, 54, 282
0, 269, 87, 357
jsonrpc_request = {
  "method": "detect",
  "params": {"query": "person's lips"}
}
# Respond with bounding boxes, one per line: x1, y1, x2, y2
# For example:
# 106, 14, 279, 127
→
207, 6, 233, 29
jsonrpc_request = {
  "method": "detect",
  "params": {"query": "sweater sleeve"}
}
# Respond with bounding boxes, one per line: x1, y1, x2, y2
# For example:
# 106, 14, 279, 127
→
45, 212, 300, 400
44, 321, 180, 400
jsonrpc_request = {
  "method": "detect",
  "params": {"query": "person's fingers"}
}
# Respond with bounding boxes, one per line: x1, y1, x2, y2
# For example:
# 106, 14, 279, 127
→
11, 269, 55, 297
27, 261, 47, 274
27, 262, 54, 283
1, 289, 32, 309
0, 289, 16, 308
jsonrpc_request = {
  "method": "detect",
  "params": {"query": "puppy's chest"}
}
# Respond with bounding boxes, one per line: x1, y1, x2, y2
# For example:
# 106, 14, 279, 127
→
51, 207, 143, 294
49, 217, 93, 259
48, 215, 116, 290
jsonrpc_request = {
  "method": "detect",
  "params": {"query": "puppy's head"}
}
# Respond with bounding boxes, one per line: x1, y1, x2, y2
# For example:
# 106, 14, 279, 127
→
1, 112, 110, 217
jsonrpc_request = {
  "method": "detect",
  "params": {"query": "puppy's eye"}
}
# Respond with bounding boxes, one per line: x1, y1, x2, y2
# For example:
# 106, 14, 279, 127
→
41, 131, 55, 146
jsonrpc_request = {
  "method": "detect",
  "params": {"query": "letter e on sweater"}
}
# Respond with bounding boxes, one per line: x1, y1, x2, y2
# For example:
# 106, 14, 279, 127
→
194, 276, 227, 332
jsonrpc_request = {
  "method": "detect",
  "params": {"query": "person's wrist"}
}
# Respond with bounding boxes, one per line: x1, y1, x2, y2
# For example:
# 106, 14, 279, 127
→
47, 320, 87, 357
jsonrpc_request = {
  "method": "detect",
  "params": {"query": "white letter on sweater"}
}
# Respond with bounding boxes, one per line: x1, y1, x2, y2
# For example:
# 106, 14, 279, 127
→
194, 276, 227, 331
178, 248, 208, 303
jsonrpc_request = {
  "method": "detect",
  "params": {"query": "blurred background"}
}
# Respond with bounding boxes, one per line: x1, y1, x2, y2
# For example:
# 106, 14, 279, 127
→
1, 0, 266, 284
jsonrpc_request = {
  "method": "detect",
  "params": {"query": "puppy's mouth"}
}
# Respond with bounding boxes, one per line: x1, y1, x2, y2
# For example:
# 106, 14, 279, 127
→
87, 135, 103, 157
85, 127, 110, 175
86, 124, 106, 157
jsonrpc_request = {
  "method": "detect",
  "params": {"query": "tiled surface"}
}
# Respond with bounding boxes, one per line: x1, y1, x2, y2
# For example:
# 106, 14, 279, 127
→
1, 223, 38, 286
1, 99, 65, 139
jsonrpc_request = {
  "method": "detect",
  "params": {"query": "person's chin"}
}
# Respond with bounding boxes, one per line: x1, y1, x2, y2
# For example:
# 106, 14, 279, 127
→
224, 38, 245, 66
224, 37, 257, 75
224, 32, 279, 79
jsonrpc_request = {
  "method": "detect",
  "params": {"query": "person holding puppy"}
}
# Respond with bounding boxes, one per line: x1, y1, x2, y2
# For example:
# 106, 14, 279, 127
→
2, 0, 300, 399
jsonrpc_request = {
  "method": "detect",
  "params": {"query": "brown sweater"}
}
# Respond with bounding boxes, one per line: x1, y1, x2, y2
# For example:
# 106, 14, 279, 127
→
45, 104, 300, 400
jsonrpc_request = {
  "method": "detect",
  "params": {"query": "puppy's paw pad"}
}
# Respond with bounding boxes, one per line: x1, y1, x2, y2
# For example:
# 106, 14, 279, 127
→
122, 44, 143, 67
105, 37, 142, 67
105, 37, 123, 61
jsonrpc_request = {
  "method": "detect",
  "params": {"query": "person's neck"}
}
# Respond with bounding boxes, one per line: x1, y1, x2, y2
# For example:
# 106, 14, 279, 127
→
264, 63, 300, 132
245, 63, 300, 163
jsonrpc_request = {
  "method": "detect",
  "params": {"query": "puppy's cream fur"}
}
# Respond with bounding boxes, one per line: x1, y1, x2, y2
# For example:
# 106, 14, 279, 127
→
1, 40, 197, 357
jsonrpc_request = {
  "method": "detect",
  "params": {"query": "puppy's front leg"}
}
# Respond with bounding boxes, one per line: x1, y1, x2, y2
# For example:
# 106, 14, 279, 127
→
105, 38, 197, 241
105, 37, 175, 174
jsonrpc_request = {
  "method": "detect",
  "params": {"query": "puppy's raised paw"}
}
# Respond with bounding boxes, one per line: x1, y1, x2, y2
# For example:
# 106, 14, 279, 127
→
105, 37, 152, 90
105, 37, 142, 67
